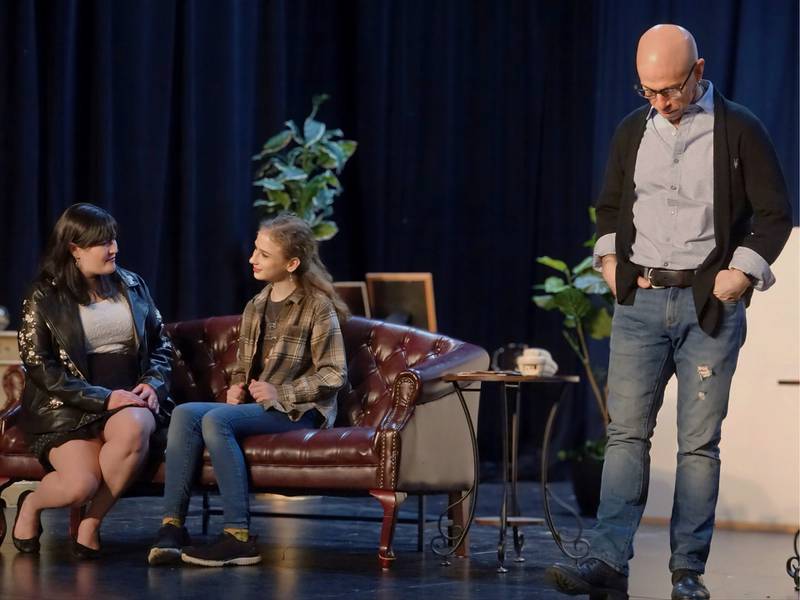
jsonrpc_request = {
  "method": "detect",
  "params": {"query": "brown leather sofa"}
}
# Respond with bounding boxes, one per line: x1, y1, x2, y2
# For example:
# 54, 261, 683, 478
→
0, 315, 488, 567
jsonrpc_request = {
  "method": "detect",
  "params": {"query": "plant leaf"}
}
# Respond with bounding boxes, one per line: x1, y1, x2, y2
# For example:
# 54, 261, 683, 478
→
285, 147, 303, 165
338, 140, 358, 160
552, 287, 592, 319
320, 141, 345, 170
532, 294, 556, 310
573, 272, 609, 295
253, 177, 285, 191
323, 128, 344, 140
266, 190, 291, 211
275, 163, 307, 182
588, 206, 597, 224
285, 120, 304, 144
586, 307, 613, 340
309, 170, 341, 190
312, 220, 338, 241
536, 256, 570, 274
312, 187, 336, 209
303, 118, 326, 146
310, 93, 330, 120
253, 199, 280, 208
261, 129, 293, 156
572, 256, 594, 275
543, 276, 568, 293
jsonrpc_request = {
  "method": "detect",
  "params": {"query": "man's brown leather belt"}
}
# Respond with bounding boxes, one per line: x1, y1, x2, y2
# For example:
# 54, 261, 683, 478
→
638, 266, 695, 288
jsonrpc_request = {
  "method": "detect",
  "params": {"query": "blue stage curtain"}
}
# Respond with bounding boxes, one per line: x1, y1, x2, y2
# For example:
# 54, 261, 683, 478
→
1, 0, 796, 469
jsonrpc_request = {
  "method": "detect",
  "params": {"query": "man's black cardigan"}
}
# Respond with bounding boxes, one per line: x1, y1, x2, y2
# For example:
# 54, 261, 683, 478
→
596, 89, 792, 336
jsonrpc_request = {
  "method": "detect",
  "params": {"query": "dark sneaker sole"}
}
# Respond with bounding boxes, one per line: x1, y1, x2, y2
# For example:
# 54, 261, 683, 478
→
180, 552, 262, 567
544, 566, 629, 600
148, 547, 182, 566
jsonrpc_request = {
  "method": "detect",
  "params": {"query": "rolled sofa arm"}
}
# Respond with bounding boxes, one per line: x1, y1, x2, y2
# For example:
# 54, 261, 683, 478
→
378, 341, 489, 432
379, 370, 422, 433
412, 343, 489, 405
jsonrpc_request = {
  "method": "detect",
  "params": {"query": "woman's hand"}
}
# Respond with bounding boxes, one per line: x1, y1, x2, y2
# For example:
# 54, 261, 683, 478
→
132, 382, 159, 413
248, 380, 278, 404
227, 383, 246, 405
107, 389, 147, 411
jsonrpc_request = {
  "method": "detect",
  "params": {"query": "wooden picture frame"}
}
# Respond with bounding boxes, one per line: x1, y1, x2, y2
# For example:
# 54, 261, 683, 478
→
333, 281, 371, 318
365, 272, 437, 332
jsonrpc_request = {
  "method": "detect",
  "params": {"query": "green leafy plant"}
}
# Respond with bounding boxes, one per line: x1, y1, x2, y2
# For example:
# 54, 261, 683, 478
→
557, 437, 607, 463
252, 94, 357, 240
532, 207, 614, 431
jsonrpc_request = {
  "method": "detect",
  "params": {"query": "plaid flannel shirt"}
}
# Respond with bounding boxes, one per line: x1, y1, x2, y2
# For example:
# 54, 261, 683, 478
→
230, 284, 347, 428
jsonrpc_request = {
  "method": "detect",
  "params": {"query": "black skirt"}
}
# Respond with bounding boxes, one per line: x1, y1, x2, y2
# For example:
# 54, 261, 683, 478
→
30, 353, 140, 471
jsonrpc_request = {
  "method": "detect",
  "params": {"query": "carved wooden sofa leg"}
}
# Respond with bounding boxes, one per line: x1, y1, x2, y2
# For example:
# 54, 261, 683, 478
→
0, 477, 12, 545
0, 496, 6, 545
369, 489, 407, 569
448, 490, 470, 557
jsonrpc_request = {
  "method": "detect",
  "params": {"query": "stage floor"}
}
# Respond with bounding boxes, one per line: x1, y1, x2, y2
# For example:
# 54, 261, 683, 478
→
1, 482, 795, 599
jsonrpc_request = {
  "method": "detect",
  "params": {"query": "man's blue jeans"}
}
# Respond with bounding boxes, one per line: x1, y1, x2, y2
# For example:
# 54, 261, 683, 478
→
588, 287, 746, 576
162, 402, 319, 529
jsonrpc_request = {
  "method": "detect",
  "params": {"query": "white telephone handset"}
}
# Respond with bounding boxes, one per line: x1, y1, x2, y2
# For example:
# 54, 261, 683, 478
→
515, 347, 558, 376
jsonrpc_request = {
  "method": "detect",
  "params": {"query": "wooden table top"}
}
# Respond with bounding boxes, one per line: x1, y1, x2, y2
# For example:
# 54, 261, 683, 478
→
442, 371, 580, 384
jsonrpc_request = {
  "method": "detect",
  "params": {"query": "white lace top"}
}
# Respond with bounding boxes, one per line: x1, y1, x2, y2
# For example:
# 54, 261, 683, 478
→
78, 296, 136, 354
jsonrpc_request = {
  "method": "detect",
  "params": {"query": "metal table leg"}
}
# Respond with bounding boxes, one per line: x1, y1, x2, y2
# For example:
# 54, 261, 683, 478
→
540, 383, 590, 560
787, 529, 799, 590
495, 381, 510, 573
510, 383, 525, 563
431, 382, 480, 566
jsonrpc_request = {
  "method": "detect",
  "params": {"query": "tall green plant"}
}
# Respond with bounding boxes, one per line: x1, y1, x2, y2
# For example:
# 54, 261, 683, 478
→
252, 94, 357, 240
532, 207, 613, 427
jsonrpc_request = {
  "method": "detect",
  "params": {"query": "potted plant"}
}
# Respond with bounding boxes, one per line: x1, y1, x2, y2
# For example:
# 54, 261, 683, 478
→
252, 94, 357, 240
531, 207, 613, 516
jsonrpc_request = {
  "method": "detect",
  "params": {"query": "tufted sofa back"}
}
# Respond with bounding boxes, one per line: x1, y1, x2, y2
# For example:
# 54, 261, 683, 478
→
165, 315, 465, 429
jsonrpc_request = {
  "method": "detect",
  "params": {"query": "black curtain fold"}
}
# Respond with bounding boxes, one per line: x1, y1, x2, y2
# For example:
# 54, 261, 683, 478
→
1, 0, 797, 473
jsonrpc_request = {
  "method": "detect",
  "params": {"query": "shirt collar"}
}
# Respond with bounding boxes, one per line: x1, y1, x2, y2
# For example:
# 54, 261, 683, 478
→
256, 283, 306, 307
647, 79, 714, 119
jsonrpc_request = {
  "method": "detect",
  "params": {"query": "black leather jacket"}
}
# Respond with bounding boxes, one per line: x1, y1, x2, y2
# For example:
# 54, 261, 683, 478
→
17, 267, 173, 434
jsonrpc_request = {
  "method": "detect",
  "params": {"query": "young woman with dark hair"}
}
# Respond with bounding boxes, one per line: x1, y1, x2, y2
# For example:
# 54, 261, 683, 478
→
147, 214, 348, 567
13, 203, 173, 559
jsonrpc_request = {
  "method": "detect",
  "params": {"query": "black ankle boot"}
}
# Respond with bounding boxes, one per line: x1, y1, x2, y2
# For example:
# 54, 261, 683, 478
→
671, 570, 710, 600
545, 558, 629, 600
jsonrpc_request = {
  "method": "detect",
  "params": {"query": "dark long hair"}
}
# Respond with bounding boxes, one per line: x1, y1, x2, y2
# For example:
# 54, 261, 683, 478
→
260, 215, 350, 322
38, 203, 122, 304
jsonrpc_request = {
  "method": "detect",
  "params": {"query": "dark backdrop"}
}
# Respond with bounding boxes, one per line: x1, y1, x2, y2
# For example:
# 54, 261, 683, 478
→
1, 0, 797, 474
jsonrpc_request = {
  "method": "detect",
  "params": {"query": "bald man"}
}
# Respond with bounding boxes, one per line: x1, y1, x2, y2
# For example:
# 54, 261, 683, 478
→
546, 25, 791, 600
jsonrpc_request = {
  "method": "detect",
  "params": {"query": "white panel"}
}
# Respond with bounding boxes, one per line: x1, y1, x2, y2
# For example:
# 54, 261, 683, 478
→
645, 227, 800, 527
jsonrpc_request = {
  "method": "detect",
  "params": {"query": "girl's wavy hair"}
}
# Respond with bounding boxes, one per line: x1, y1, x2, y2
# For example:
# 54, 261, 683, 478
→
38, 203, 122, 304
260, 214, 350, 322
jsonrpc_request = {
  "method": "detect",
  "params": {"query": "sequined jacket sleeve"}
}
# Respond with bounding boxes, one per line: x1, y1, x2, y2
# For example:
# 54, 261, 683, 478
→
18, 288, 112, 413
135, 274, 173, 403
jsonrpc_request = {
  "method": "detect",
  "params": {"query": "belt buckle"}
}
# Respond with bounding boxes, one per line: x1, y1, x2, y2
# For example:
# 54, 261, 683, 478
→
644, 267, 666, 289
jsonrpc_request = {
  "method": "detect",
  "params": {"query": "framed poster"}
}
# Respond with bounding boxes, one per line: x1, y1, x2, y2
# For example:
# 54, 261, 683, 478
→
333, 281, 371, 318
365, 272, 437, 332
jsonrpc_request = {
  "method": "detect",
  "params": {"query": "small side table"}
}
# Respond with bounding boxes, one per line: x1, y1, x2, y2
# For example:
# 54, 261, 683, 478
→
443, 371, 579, 572
778, 379, 799, 590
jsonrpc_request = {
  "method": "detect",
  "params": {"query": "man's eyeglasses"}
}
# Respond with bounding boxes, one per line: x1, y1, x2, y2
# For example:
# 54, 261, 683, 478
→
634, 62, 698, 100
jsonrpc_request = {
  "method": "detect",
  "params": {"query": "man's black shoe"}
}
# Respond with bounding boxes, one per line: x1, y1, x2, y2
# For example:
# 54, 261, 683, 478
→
545, 558, 629, 600
671, 570, 710, 600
